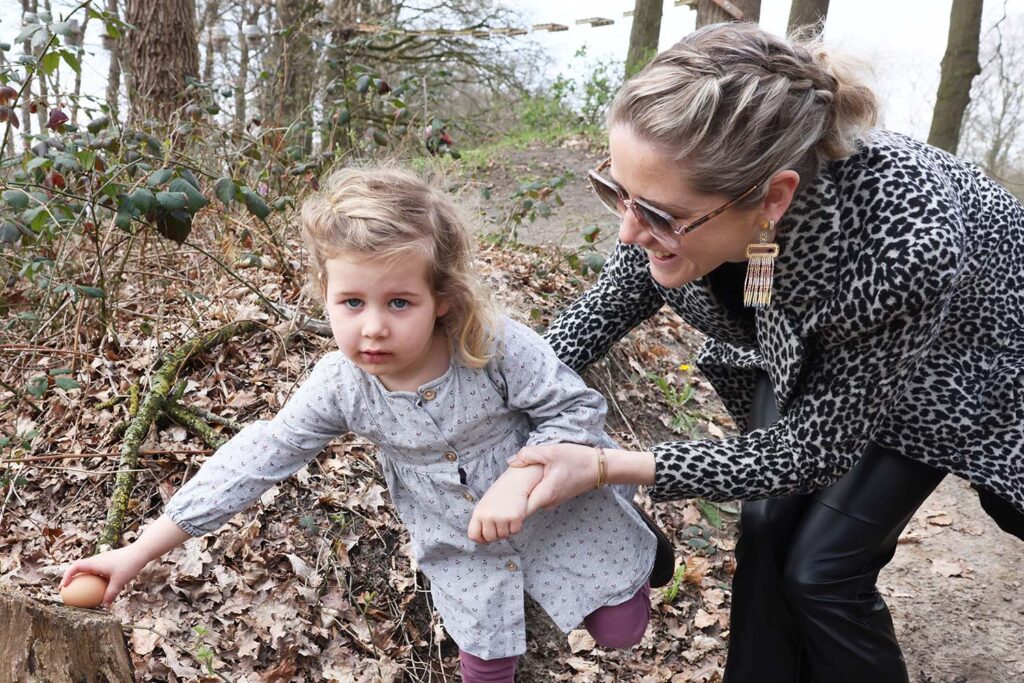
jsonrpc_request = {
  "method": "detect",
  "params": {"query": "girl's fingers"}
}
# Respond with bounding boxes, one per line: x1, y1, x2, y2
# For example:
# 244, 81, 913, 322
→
467, 517, 482, 543
60, 566, 77, 588
61, 561, 93, 587
482, 520, 497, 543
102, 579, 125, 608
509, 519, 523, 536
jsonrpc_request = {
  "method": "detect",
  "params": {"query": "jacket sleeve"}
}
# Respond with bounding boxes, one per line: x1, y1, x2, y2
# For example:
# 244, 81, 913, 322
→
649, 214, 967, 503
164, 354, 349, 535
543, 240, 664, 373
489, 317, 610, 448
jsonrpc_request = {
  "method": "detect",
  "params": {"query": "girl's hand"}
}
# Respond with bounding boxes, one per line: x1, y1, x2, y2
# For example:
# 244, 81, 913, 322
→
60, 545, 150, 609
507, 443, 599, 516
468, 465, 544, 544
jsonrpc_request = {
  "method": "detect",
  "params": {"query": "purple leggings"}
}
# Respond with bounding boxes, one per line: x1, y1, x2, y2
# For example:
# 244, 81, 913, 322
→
459, 583, 651, 683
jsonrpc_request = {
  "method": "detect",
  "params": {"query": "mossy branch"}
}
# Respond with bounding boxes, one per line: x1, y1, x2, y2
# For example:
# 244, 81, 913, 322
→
164, 402, 231, 450
96, 321, 260, 551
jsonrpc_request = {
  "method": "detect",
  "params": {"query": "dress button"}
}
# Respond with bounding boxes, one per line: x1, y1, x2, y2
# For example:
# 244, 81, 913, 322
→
506, 561, 518, 572
444, 451, 458, 463
422, 389, 436, 401
463, 491, 475, 502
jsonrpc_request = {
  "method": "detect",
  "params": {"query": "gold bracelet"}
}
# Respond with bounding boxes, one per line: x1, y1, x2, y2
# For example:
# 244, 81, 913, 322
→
594, 446, 608, 489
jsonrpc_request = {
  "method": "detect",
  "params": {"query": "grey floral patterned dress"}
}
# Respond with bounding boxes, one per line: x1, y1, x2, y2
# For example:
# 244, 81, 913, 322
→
165, 316, 656, 659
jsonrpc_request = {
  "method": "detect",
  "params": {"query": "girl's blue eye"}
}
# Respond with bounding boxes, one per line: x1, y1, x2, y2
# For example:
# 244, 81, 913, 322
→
390, 299, 409, 310
343, 299, 363, 309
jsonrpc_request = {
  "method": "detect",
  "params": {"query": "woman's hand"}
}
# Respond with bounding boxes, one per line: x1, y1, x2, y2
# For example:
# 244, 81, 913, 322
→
507, 443, 601, 516
509, 443, 658, 515
468, 465, 544, 543
60, 545, 150, 609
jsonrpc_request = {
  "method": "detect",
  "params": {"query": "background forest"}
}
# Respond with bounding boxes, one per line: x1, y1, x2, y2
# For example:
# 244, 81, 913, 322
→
1, 1, 1022, 682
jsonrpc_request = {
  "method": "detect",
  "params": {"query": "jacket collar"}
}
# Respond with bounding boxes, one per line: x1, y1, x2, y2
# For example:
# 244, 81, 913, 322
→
769, 162, 844, 306
755, 163, 845, 412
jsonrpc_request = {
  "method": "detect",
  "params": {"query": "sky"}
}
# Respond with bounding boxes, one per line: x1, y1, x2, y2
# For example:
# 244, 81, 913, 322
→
511, 0, 1017, 140
0, 0, 1019, 142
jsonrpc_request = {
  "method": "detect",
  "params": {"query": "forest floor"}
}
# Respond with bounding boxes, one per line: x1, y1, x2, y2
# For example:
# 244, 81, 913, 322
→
1, 136, 1021, 682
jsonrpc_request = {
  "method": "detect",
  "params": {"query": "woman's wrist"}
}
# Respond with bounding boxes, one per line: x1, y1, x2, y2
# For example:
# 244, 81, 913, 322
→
603, 448, 656, 487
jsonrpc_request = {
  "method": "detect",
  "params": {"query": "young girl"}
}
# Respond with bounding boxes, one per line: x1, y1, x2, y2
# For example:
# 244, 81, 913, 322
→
62, 166, 657, 682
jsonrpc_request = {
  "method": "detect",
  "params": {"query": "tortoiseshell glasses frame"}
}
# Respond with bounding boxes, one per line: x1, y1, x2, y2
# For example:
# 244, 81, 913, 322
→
587, 157, 768, 248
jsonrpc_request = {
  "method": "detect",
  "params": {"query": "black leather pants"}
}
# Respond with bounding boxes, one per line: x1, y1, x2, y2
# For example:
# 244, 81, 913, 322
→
723, 373, 947, 683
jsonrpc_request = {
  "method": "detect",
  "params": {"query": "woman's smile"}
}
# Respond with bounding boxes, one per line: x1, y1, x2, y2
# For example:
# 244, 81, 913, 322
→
646, 248, 678, 264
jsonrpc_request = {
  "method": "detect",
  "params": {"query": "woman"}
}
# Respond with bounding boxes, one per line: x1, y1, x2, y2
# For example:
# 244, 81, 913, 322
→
509, 22, 1024, 683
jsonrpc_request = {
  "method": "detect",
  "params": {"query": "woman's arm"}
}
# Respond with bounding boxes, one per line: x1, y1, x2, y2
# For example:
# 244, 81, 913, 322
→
543, 241, 664, 372
516, 214, 967, 505
506, 444, 655, 516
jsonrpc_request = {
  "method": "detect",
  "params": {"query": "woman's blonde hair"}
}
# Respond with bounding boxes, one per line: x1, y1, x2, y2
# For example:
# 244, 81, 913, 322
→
300, 165, 497, 368
610, 22, 879, 200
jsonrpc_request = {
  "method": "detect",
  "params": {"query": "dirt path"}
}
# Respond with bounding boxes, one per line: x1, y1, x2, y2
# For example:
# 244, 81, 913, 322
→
479, 142, 1024, 683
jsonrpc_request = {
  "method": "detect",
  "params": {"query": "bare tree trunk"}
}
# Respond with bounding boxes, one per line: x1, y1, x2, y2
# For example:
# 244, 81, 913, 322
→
696, 0, 760, 28
20, 0, 34, 152
105, 0, 122, 118
123, 0, 200, 126
35, 0, 49, 134
70, 10, 91, 122
0, 48, 15, 158
266, 0, 317, 137
626, 0, 663, 77
928, 0, 984, 154
787, 0, 829, 35
200, 0, 220, 83
0, 587, 133, 683
234, 0, 258, 134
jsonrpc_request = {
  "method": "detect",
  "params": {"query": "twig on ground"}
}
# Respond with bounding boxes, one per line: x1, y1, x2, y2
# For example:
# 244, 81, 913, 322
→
164, 402, 229, 449
96, 321, 261, 550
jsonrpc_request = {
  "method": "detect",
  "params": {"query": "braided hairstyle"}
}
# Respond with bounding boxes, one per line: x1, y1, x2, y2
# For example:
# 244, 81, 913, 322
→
610, 22, 878, 203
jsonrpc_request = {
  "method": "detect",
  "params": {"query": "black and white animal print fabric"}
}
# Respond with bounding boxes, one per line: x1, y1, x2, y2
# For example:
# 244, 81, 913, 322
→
544, 130, 1024, 516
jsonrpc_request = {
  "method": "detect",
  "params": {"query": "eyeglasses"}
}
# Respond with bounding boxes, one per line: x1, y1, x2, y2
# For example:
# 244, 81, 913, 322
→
587, 157, 768, 248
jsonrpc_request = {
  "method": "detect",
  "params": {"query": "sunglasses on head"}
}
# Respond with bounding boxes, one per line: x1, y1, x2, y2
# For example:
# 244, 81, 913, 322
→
587, 157, 768, 248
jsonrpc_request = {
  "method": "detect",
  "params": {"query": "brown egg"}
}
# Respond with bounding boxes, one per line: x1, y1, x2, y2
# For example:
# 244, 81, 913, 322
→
60, 573, 108, 608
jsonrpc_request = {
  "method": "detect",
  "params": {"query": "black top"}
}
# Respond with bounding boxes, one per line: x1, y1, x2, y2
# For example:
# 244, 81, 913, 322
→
707, 260, 754, 325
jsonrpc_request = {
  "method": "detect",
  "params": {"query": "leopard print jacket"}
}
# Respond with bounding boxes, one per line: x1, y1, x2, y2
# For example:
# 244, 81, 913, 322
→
544, 130, 1024, 515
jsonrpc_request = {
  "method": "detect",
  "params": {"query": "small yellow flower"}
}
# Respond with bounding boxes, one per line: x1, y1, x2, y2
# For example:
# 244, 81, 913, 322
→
678, 364, 691, 372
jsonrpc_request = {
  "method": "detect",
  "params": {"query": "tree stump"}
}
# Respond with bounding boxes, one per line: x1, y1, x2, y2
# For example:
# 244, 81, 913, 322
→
0, 586, 133, 683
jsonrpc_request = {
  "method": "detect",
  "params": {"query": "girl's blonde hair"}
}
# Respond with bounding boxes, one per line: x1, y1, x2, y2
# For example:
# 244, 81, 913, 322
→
610, 22, 879, 200
300, 165, 497, 368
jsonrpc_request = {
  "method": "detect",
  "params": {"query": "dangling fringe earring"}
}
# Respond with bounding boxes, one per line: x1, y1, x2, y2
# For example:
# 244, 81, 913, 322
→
743, 219, 779, 308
